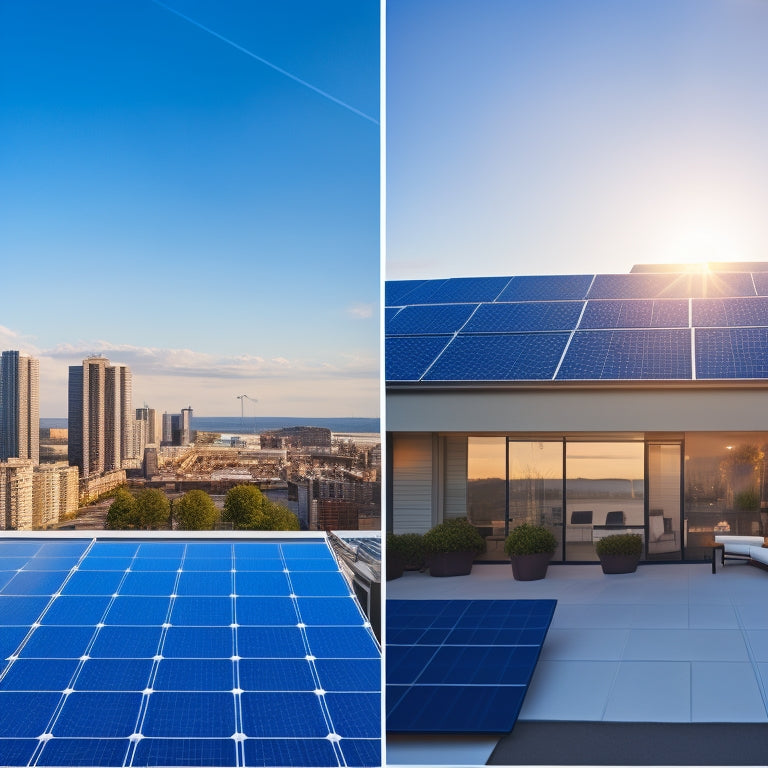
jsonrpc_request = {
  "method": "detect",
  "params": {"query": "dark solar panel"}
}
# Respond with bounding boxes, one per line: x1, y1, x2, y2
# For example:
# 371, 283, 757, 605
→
385, 280, 432, 306
463, 301, 584, 333
556, 329, 692, 379
385, 303, 478, 335
580, 299, 689, 329
695, 328, 768, 378
423, 333, 569, 381
423, 277, 512, 303
0, 537, 380, 768
497, 275, 593, 302
692, 297, 768, 328
386, 599, 556, 733
385, 279, 449, 305
385, 335, 452, 381
589, 272, 756, 300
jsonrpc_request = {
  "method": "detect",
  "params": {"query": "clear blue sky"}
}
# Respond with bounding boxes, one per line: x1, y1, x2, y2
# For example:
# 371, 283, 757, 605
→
1, 0, 379, 418
387, 0, 768, 281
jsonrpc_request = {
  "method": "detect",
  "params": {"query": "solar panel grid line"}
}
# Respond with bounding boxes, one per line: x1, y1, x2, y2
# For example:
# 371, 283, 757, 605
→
552, 300, 589, 379
691, 327, 697, 380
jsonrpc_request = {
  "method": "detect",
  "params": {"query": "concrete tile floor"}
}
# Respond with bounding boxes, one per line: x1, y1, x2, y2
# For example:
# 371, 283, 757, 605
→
386, 560, 768, 765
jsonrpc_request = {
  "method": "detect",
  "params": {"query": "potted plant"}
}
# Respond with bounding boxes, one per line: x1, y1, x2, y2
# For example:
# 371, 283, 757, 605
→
422, 517, 485, 577
386, 533, 426, 580
504, 524, 557, 581
595, 533, 642, 574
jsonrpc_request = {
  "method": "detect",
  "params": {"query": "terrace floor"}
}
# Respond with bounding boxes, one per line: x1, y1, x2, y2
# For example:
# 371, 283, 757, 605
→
386, 559, 768, 766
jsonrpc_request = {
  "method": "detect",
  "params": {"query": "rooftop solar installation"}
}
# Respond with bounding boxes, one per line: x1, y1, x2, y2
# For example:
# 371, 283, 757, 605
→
386, 599, 556, 733
695, 327, 768, 379
496, 274, 593, 302
385, 303, 478, 336
384, 279, 432, 306
0, 536, 380, 768
556, 329, 692, 380
385, 335, 453, 381
692, 297, 768, 328
580, 299, 689, 329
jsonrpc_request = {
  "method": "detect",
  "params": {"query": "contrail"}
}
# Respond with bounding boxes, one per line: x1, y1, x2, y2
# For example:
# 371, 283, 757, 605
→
151, 0, 378, 125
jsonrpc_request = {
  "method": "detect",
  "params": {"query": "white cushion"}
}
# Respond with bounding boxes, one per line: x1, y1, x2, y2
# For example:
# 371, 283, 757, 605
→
648, 514, 665, 542
749, 545, 768, 565
715, 535, 764, 554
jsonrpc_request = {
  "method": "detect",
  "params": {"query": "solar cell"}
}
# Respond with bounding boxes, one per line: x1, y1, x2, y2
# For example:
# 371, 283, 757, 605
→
386, 599, 556, 733
556, 329, 692, 379
580, 299, 689, 329
0, 536, 380, 768
384, 279, 448, 305
695, 327, 768, 378
463, 301, 584, 333
385, 303, 478, 335
385, 335, 452, 381
423, 333, 569, 381
422, 276, 512, 303
497, 274, 593, 301
385, 279, 433, 306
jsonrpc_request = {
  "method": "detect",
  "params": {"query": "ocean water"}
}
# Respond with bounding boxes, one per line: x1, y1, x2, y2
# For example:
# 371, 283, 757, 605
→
41, 416, 380, 434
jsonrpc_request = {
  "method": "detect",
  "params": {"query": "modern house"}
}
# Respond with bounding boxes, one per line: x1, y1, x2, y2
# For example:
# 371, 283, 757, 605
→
385, 263, 768, 563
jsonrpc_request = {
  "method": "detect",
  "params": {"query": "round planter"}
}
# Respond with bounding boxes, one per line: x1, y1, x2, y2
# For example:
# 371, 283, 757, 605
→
428, 550, 476, 577
510, 551, 552, 581
386, 553, 405, 581
598, 554, 639, 574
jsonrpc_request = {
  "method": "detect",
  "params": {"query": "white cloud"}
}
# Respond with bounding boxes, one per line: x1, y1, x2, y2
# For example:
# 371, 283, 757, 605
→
346, 303, 375, 319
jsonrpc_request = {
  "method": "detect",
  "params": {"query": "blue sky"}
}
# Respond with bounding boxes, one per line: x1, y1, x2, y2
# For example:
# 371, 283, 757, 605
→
1, 0, 379, 418
387, 0, 768, 281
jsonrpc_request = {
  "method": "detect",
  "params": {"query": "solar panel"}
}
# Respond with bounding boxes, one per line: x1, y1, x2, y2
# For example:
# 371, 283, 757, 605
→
556, 329, 692, 379
0, 537, 380, 768
385, 335, 452, 381
580, 299, 689, 329
422, 277, 512, 303
695, 328, 768, 379
497, 275, 593, 302
692, 297, 768, 328
385, 304, 478, 336
386, 599, 556, 733
463, 301, 584, 333
423, 333, 569, 381
589, 272, 756, 300
384, 280, 432, 306
385, 279, 449, 306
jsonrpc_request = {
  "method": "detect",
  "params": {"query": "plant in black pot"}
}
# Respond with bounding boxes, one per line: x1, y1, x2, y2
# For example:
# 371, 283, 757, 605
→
386, 533, 426, 580
504, 524, 557, 581
595, 533, 642, 574
422, 517, 485, 577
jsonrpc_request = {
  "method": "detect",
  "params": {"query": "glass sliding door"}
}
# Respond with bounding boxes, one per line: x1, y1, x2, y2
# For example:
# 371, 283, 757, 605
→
565, 442, 645, 561
647, 443, 682, 560
467, 437, 507, 560
508, 441, 564, 560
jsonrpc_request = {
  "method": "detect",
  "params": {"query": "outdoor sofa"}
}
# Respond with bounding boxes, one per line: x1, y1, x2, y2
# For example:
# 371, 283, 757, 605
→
714, 535, 768, 569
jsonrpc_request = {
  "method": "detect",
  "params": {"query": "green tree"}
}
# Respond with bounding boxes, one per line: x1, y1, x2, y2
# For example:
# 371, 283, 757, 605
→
134, 488, 170, 530
105, 489, 139, 530
222, 484, 300, 530
174, 490, 218, 530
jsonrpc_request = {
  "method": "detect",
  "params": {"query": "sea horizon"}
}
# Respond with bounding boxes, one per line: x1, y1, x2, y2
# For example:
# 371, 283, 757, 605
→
41, 415, 381, 435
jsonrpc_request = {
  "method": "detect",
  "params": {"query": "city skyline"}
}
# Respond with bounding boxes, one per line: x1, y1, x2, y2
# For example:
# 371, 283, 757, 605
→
387, 0, 768, 281
1, 1, 380, 418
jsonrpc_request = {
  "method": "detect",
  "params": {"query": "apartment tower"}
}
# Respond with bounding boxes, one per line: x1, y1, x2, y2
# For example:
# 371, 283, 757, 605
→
68, 357, 132, 478
0, 350, 40, 465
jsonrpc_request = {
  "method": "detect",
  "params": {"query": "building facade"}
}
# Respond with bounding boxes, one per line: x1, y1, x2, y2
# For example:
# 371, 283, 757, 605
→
0, 458, 34, 530
386, 266, 768, 563
0, 350, 40, 464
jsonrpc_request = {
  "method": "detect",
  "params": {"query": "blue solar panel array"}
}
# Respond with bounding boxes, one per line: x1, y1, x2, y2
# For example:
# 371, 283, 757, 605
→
386, 270, 768, 382
387, 599, 556, 733
0, 538, 380, 768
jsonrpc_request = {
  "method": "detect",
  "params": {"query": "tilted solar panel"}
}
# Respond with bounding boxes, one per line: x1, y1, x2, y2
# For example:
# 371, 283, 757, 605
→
386, 599, 556, 733
580, 299, 689, 329
423, 333, 569, 381
385, 304, 478, 336
384, 280, 431, 306
692, 297, 768, 328
385, 335, 452, 381
0, 538, 380, 768
695, 327, 768, 379
421, 276, 512, 303
463, 301, 584, 333
556, 329, 692, 380
497, 275, 593, 302
385, 279, 449, 306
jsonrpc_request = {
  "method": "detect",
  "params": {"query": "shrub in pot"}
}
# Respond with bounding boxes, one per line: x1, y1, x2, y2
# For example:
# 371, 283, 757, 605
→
386, 533, 426, 580
422, 517, 485, 577
504, 524, 557, 581
595, 533, 642, 574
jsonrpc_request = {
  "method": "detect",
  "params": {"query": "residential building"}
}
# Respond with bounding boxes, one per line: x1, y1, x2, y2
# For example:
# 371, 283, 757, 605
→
32, 462, 79, 528
68, 356, 132, 478
0, 350, 39, 464
0, 458, 34, 530
386, 264, 768, 563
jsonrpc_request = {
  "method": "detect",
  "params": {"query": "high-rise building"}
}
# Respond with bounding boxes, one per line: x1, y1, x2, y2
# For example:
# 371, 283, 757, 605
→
68, 357, 132, 478
0, 458, 34, 530
162, 407, 194, 446
0, 350, 40, 464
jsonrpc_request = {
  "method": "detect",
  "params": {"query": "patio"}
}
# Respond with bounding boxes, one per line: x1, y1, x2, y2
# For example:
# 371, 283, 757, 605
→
386, 560, 768, 766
